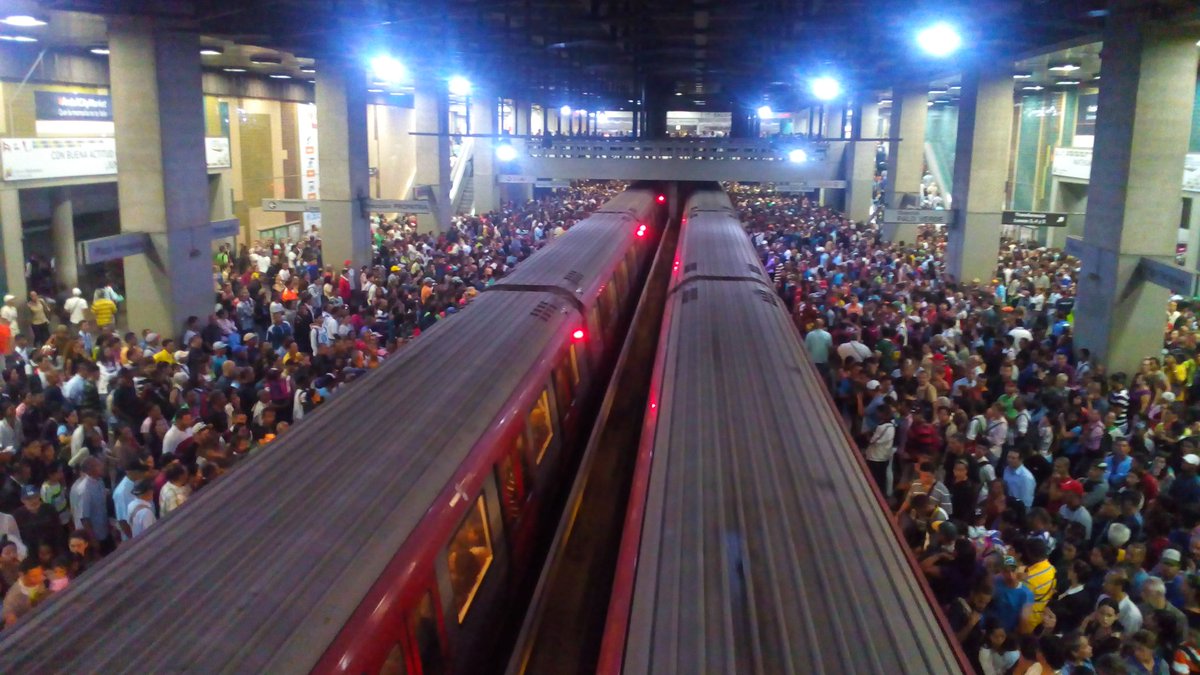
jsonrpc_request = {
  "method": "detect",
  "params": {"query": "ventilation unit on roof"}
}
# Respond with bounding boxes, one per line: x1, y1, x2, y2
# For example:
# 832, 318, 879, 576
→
530, 300, 556, 321
563, 270, 584, 285
683, 262, 698, 273
748, 263, 763, 275
754, 289, 779, 306
680, 287, 699, 304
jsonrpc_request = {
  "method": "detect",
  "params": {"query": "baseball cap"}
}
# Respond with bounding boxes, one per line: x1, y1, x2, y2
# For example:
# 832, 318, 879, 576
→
191, 422, 209, 434
20, 484, 38, 500
213, 341, 228, 351
270, 302, 284, 315
866, 380, 881, 391
1185, 454, 1200, 467
131, 479, 154, 497
1162, 548, 1183, 565
1002, 555, 1018, 569
1060, 479, 1085, 496
243, 332, 258, 342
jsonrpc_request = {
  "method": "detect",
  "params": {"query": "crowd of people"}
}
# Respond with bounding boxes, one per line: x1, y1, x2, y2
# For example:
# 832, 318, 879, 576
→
733, 182, 1200, 674
0, 182, 623, 628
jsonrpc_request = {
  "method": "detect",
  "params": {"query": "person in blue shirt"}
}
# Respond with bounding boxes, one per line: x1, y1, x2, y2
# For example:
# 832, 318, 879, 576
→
1003, 450, 1036, 509
988, 556, 1034, 633
1104, 438, 1134, 488
1168, 454, 1200, 504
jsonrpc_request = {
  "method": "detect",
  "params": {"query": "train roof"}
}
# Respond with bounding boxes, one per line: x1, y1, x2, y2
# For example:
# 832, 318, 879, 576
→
0, 288, 575, 673
672, 210, 767, 292
615, 203, 962, 674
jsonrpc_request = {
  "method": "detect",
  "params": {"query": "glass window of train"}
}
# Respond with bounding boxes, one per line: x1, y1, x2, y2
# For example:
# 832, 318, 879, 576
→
447, 497, 495, 624
529, 389, 555, 464
378, 643, 409, 675
612, 263, 626, 299
553, 357, 573, 417
568, 343, 581, 386
408, 589, 446, 675
596, 285, 615, 330
496, 431, 529, 529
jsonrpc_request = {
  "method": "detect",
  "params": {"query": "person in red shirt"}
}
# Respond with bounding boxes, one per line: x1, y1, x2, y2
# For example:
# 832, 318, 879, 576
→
0, 316, 11, 366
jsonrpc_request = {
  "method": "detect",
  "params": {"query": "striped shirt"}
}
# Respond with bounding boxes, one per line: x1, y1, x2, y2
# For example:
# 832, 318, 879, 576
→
1024, 559, 1056, 629
1110, 388, 1130, 433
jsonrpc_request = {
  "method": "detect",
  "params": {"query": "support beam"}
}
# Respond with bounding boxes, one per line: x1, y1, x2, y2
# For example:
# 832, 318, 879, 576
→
882, 86, 928, 243
414, 81, 452, 233
472, 93, 498, 214
316, 58, 371, 269
0, 189, 24, 303
1073, 6, 1199, 374
50, 189, 78, 292
846, 102, 881, 223
945, 69, 1012, 285
109, 18, 212, 337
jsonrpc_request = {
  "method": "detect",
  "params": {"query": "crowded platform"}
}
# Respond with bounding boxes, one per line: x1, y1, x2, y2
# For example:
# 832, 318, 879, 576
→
0, 182, 622, 628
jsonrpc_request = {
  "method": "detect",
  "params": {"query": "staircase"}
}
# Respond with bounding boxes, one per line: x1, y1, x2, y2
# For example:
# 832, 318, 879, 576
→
456, 159, 475, 215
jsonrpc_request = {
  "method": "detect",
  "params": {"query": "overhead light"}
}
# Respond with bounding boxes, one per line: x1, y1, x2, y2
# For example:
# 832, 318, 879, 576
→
249, 54, 282, 65
1086, 9, 1109, 17
0, 35, 37, 42
200, 47, 223, 56
675, 92, 682, 96
597, 111, 608, 122
878, 98, 892, 105
368, 88, 384, 93
1, 15, 47, 27
1048, 62, 1081, 72
389, 91, 405, 96
1012, 72, 1034, 79
369, 55, 406, 83
916, 22, 962, 57
757, 105, 773, 119
448, 75, 471, 96
89, 46, 110, 55
928, 87, 948, 95
934, 98, 951, 104
495, 143, 519, 162
926, 101, 934, 106
1022, 85, 1045, 91
307, 80, 315, 85
300, 67, 316, 74
948, 85, 961, 91
788, 148, 808, 163
560, 105, 571, 115
810, 76, 841, 101
1055, 79, 1081, 86
223, 67, 247, 73
270, 74, 292, 79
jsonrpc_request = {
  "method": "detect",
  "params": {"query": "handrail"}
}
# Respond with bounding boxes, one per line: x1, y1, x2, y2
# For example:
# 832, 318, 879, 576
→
449, 137, 475, 212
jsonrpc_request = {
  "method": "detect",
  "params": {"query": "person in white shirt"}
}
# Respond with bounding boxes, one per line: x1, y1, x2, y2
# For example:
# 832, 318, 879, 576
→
128, 480, 157, 537
158, 464, 191, 517
160, 410, 194, 459
62, 288, 88, 328
0, 295, 19, 336
113, 461, 151, 541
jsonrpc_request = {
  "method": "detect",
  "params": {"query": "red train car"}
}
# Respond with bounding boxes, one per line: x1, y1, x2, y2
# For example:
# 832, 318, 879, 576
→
0, 188, 666, 675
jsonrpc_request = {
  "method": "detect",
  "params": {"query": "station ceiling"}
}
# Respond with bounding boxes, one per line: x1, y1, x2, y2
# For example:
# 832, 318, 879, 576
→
22, 0, 1200, 111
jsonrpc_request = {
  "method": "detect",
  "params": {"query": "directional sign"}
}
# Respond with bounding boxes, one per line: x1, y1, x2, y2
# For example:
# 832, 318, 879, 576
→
882, 208, 955, 226
497, 175, 536, 184
261, 198, 321, 213
774, 180, 848, 192
1002, 211, 1068, 227
211, 218, 240, 238
363, 199, 432, 214
1139, 257, 1196, 294
78, 232, 150, 265
534, 179, 571, 188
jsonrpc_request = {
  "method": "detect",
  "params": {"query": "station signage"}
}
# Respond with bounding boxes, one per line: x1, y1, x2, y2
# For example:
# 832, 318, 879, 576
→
497, 175, 536, 184
534, 179, 571, 188
1002, 211, 1068, 227
363, 199, 432, 214
882, 208, 955, 225
211, 218, 240, 238
0, 137, 117, 182
78, 232, 150, 265
34, 91, 111, 121
262, 198, 321, 213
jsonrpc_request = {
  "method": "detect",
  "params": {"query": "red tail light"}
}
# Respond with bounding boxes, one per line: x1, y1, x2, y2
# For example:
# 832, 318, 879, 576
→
656, 194, 666, 204
572, 329, 585, 341
636, 224, 648, 238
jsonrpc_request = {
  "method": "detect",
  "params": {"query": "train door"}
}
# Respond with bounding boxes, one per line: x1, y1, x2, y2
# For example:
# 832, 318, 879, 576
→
496, 424, 536, 569
379, 587, 449, 675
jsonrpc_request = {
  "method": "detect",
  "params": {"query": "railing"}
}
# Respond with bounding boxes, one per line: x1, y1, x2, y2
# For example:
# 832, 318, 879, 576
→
522, 137, 831, 162
449, 136, 474, 213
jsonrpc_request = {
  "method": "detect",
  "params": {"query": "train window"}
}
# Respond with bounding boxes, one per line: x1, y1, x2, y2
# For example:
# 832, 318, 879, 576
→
379, 644, 408, 675
497, 432, 529, 529
529, 389, 555, 464
597, 284, 615, 330
553, 359, 573, 417
408, 590, 446, 675
615, 259, 629, 297
447, 497, 494, 624
569, 344, 581, 385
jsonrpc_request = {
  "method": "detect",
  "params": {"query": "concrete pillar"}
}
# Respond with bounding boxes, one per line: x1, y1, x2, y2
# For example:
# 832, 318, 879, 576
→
0, 189, 24, 302
824, 103, 845, 139
881, 86, 928, 242
414, 81, 452, 233
50, 189, 78, 291
471, 93, 498, 214
515, 98, 530, 136
109, 19, 212, 337
945, 69, 1012, 285
1185, 198, 1200, 271
1073, 7, 1199, 374
316, 58, 371, 269
846, 102, 880, 223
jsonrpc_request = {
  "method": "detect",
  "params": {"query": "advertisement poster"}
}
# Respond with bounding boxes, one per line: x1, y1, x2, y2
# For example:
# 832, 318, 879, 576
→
205, 137, 232, 169
1051, 147, 1092, 181
34, 91, 111, 121
0, 137, 117, 181
1075, 92, 1098, 137
297, 103, 321, 235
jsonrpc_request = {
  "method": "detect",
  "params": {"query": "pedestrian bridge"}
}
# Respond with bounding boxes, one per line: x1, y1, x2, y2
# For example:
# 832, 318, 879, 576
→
498, 137, 850, 186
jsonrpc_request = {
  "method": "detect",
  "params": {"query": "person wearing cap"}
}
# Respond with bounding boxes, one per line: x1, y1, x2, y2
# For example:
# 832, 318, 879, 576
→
989, 554, 1035, 634
1169, 454, 1200, 505
12, 483, 60, 554
1058, 478, 1093, 540
62, 288, 88, 331
1083, 460, 1111, 512
128, 479, 157, 538
0, 294, 19, 337
266, 309, 294, 355
1099, 570, 1143, 634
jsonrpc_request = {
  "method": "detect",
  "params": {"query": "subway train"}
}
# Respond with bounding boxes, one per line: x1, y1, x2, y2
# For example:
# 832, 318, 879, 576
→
0, 187, 667, 674
596, 187, 969, 674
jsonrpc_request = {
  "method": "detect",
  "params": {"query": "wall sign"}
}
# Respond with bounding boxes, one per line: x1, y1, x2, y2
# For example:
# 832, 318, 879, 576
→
205, 137, 231, 169
1002, 211, 1068, 227
297, 103, 321, 234
882, 208, 955, 225
34, 91, 111, 121
1054, 147, 1200, 193
1, 137, 117, 181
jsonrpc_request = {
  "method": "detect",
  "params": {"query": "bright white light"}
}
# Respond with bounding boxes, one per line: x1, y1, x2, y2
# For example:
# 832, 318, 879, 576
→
916, 22, 962, 58
90, 47, 109, 55
0, 35, 36, 42
577, 109, 587, 116
1, 15, 46, 27
370, 55, 406, 83
810, 76, 841, 101
597, 111, 608, 122
496, 144, 518, 162
560, 105, 572, 116
788, 148, 808, 163
448, 76, 471, 96
270, 74, 292, 79
199, 48, 222, 56
757, 105, 773, 119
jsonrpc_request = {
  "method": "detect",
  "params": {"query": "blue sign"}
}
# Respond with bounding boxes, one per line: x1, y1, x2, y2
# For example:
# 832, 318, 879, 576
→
34, 91, 111, 121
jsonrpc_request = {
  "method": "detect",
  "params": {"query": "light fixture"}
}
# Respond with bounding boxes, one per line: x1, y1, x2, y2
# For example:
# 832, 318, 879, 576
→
0, 35, 37, 42
1012, 72, 1033, 79
810, 76, 841, 101
1055, 80, 1081, 86
249, 54, 282, 65
934, 98, 951, 104
200, 47, 223, 56
300, 67, 316, 74
223, 67, 247, 73
495, 143, 519, 162
89, 47, 109, 55
757, 105, 773, 119
270, 74, 292, 79
788, 148, 808, 163
916, 22, 962, 57
367, 88, 384, 93
1048, 62, 1081, 72
1, 15, 47, 27
878, 98, 892, 105
448, 75, 471, 96
597, 111, 608, 122
675, 92, 682, 96
369, 55, 406, 83
1022, 85, 1045, 91
560, 105, 572, 116
928, 87, 948, 95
